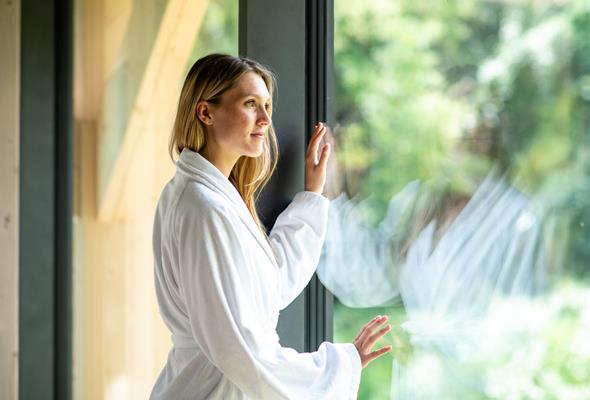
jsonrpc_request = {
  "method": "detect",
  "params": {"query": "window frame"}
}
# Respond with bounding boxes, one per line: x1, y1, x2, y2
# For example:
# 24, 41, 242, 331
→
240, 0, 334, 351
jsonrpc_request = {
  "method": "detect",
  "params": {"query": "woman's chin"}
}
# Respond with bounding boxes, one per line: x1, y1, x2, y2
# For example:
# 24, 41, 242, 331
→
243, 146, 264, 158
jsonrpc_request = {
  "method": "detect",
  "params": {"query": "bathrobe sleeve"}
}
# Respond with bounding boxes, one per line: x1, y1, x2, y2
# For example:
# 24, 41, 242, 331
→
177, 202, 361, 400
268, 191, 330, 309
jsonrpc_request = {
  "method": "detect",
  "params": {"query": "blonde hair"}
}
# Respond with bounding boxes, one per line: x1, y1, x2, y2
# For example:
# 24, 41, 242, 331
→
170, 54, 278, 232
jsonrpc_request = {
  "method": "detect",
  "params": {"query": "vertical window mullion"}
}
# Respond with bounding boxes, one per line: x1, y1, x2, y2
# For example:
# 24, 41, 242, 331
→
304, 0, 334, 351
239, 0, 334, 351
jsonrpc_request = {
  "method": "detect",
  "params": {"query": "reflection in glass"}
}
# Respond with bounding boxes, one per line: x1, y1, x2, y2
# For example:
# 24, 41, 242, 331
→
321, 1, 590, 398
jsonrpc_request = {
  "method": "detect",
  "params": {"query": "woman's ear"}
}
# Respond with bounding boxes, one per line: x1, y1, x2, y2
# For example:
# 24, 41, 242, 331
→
196, 101, 214, 126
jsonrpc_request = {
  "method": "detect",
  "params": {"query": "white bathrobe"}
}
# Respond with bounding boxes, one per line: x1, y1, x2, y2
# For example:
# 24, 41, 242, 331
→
150, 149, 361, 400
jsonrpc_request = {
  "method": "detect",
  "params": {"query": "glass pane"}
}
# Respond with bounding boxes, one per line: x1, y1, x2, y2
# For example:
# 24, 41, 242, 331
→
321, 1, 590, 399
72, 1, 237, 398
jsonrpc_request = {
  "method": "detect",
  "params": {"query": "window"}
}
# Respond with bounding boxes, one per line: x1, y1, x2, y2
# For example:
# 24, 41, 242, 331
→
321, 1, 590, 398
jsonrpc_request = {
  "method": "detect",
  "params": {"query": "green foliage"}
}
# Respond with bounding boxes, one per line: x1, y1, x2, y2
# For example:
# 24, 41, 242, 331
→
334, 0, 590, 398
334, 0, 590, 223
185, 0, 239, 73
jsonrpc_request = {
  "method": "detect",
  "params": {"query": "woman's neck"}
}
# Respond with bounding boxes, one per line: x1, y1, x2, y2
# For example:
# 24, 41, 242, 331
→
200, 146, 238, 178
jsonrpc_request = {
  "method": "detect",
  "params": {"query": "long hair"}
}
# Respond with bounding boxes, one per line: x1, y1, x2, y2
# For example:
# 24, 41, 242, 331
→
169, 53, 278, 232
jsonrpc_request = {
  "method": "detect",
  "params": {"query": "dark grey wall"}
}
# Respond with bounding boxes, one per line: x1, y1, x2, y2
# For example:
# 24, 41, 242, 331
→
20, 0, 72, 398
20, 0, 56, 396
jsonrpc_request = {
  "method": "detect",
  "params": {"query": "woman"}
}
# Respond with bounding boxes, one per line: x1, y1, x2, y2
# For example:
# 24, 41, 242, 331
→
150, 54, 392, 400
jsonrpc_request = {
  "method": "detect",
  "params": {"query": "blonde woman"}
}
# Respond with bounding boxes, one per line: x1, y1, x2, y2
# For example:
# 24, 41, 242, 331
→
150, 54, 391, 400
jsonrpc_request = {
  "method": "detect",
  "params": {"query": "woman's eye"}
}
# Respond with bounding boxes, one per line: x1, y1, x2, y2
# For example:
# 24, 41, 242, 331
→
245, 100, 256, 107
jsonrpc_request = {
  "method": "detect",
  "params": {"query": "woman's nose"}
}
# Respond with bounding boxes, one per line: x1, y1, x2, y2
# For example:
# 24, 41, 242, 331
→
257, 108, 271, 125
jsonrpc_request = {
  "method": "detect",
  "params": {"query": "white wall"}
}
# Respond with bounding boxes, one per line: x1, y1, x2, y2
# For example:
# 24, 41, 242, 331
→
0, 1, 20, 399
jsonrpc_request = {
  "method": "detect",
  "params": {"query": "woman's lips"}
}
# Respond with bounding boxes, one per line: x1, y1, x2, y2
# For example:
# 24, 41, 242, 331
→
251, 133, 265, 139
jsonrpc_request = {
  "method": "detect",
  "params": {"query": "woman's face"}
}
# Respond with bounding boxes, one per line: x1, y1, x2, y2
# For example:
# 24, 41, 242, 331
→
206, 71, 272, 160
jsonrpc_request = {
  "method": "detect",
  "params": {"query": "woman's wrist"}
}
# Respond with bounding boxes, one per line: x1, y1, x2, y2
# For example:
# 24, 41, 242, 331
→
304, 186, 322, 194
295, 191, 329, 204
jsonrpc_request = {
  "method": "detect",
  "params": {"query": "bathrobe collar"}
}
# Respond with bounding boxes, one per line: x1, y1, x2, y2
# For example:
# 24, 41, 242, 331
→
176, 148, 277, 266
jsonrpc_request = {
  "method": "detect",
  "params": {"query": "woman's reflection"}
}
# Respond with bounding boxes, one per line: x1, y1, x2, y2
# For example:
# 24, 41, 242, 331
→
319, 119, 555, 399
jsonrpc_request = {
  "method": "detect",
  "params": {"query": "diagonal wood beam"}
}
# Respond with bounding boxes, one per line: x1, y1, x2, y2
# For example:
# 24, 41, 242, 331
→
97, 0, 209, 222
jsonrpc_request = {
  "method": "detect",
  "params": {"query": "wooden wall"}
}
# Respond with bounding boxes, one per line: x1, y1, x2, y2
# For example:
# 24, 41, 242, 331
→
0, 1, 20, 399
72, 1, 208, 398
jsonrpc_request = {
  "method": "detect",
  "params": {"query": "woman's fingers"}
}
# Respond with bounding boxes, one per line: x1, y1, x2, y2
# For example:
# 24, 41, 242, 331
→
309, 127, 326, 164
354, 315, 379, 343
365, 324, 392, 349
359, 315, 388, 342
365, 346, 393, 365
360, 321, 390, 349
305, 124, 321, 158
361, 316, 386, 339
306, 122, 327, 163
304, 122, 331, 193
353, 327, 365, 342
353, 315, 393, 368
317, 143, 331, 169
353, 316, 374, 342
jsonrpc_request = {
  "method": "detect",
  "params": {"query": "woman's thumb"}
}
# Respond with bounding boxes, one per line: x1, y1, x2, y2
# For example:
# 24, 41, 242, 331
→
318, 143, 331, 169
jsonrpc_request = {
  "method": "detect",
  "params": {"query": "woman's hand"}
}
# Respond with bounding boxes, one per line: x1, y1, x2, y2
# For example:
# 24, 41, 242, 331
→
304, 122, 331, 194
353, 315, 393, 368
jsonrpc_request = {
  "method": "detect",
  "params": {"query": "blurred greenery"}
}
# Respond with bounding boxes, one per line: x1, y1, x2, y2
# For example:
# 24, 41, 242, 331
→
185, 0, 239, 74
333, 0, 590, 398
